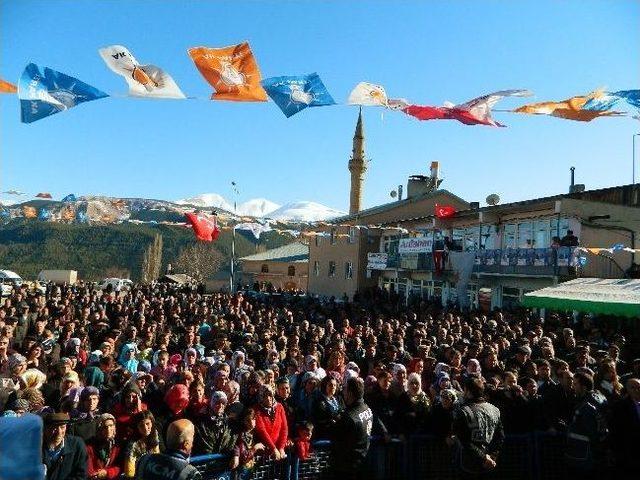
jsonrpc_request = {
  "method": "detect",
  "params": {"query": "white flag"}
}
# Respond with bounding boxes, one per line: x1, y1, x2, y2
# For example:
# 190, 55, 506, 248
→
235, 222, 272, 240
348, 82, 388, 106
99, 45, 185, 99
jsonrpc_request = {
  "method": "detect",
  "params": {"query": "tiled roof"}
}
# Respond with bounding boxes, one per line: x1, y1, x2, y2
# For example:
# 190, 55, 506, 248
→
240, 242, 309, 263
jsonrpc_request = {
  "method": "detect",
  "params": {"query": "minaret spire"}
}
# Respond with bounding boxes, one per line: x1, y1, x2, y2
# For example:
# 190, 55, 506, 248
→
349, 108, 367, 215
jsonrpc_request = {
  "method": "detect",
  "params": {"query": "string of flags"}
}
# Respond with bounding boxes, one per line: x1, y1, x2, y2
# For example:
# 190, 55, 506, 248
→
0, 41, 637, 124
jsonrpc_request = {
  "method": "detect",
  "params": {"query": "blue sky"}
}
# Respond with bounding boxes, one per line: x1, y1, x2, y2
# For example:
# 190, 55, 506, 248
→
1, 0, 638, 211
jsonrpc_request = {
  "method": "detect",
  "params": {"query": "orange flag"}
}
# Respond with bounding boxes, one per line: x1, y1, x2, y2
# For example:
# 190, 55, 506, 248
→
0, 78, 17, 94
22, 206, 37, 218
188, 42, 267, 102
514, 92, 623, 122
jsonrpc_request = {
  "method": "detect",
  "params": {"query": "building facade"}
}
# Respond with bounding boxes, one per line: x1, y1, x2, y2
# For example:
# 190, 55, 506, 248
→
373, 185, 640, 310
240, 242, 309, 292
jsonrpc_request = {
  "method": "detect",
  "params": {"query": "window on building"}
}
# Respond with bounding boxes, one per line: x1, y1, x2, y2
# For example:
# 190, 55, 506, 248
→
288, 265, 296, 277
517, 221, 533, 248
534, 219, 551, 248
348, 227, 357, 244
313, 261, 320, 276
345, 261, 353, 279
330, 228, 337, 245
328, 261, 336, 277
503, 224, 517, 249
261, 264, 269, 273
480, 224, 496, 249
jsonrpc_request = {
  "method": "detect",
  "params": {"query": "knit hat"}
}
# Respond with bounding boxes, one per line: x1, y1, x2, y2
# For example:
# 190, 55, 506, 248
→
79, 386, 100, 401
7, 353, 27, 371
210, 390, 228, 407
169, 354, 182, 366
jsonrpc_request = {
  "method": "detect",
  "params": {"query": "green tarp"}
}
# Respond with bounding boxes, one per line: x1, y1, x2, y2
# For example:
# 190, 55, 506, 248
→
521, 278, 640, 318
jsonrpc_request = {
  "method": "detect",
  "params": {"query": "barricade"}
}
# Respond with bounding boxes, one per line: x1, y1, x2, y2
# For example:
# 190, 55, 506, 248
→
191, 432, 572, 480
533, 431, 567, 480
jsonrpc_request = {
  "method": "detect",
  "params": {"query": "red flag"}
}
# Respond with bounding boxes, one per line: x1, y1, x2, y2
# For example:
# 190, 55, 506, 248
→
35, 192, 52, 199
435, 205, 456, 218
185, 212, 220, 242
402, 105, 501, 126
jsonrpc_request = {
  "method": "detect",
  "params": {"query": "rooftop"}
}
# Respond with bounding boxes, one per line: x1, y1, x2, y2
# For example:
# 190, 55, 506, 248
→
332, 188, 468, 224
240, 242, 309, 263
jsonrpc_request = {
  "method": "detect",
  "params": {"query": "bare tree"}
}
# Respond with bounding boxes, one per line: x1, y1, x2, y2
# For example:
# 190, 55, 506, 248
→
173, 242, 224, 283
141, 233, 163, 282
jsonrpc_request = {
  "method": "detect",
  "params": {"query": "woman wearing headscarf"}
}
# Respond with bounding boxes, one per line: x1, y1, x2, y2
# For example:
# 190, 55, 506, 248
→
254, 384, 289, 461
113, 382, 148, 443
390, 363, 408, 399
231, 350, 250, 383
69, 386, 101, 441
192, 391, 237, 457
117, 343, 139, 374
396, 372, 430, 434
311, 375, 344, 439
85, 413, 122, 479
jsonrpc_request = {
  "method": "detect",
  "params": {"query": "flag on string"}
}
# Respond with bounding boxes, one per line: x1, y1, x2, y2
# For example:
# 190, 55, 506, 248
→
514, 92, 623, 121
3, 190, 25, 195
61, 194, 77, 202
35, 192, 52, 199
18, 63, 108, 123
98, 45, 185, 99
0, 78, 17, 93
435, 205, 456, 218
261, 73, 335, 117
185, 212, 220, 242
235, 222, 273, 240
188, 42, 267, 101
582, 89, 640, 111
403, 90, 532, 126
22, 206, 37, 218
61, 206, 75, 221
38, 208, 51, 221
348, 82, 388, 106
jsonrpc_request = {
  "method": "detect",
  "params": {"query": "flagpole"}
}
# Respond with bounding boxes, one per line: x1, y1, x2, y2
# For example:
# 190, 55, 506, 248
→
633, 134, 640, 185
230, 181, 239, 293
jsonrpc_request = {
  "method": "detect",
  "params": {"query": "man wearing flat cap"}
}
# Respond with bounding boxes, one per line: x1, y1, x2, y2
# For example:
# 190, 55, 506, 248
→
41, 412, 88, 480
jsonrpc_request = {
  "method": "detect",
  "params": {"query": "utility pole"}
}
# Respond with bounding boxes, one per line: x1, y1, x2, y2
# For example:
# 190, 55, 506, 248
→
230, 181, 239, 293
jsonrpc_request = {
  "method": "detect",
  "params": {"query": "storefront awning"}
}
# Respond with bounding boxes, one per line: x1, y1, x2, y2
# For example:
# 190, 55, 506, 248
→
521, 278, 640, 317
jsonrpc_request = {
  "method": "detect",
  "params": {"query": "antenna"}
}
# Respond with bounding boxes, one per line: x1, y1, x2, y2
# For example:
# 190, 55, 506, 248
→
486, 193, 500, 206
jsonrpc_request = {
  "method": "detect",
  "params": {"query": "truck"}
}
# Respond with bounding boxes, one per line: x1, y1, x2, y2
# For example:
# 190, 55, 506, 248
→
0, 270, 23, 296
37, 270, 78, 284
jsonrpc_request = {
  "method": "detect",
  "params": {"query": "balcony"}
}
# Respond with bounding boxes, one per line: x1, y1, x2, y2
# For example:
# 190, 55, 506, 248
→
473, 247, 577, 277
385, 252, 435, 270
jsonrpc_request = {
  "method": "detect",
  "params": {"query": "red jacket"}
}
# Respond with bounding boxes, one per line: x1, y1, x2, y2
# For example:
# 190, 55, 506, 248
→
113, 401, 148, 442
86, 440, 122, 479
255, 403, 288, 453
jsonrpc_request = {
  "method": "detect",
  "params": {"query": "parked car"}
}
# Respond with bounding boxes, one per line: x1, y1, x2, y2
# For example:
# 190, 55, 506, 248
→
97, 278, 131, 292
0, 270, 24, 297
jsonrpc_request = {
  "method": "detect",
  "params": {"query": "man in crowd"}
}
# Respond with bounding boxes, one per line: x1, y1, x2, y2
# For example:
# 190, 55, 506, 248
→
135, 419, 200, 480
42, 412, 88, 480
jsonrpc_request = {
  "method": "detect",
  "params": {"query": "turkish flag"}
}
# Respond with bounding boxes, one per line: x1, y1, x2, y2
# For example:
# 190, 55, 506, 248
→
435, 205, 456, 218
35, 192, 52, 199
185, 212, 220, 242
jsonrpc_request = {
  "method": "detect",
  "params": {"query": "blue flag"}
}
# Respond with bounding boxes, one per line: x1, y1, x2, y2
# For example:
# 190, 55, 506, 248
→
76, 210, 88, 223
62, 194, 77, 202
583, 90, 640, 111
38, 208, 51, 221
18, 63, 108, 123
261, 73, 335, 117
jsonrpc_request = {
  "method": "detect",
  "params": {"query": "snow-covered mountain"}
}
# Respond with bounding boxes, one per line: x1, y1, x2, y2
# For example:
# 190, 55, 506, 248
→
175, 193, 233, 211
266, 201, 346, 222
235, 198, 280, 217
175, 194, 343, 221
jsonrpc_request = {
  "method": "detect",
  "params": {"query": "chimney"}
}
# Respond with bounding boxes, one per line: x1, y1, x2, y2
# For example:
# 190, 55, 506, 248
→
407, 161, 442, 199
397, 185, 403, 201
430, 161, 440, 181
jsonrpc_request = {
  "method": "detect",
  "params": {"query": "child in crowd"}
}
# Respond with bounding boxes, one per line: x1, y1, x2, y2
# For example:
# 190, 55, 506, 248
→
294, 422, 314, 461
231, 408, 265, 480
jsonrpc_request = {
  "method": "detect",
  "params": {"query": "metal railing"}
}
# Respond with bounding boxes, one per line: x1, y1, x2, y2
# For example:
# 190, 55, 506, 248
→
190, 432, 570, 480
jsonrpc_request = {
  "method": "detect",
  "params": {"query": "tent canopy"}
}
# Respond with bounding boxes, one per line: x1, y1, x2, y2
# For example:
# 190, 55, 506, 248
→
521, 278, 640, 317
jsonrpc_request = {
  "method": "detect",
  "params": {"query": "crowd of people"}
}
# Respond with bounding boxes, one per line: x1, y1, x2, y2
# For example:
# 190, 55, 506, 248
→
0, 281, 638, 479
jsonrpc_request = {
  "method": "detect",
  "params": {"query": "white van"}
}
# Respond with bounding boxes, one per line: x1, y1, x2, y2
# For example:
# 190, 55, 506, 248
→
0, 270, 24, 297
98, 278, 131, 292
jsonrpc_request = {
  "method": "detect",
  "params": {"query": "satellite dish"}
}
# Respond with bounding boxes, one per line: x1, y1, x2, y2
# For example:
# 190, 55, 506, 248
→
486, 193, 500, 206
390, 190, 397, 198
